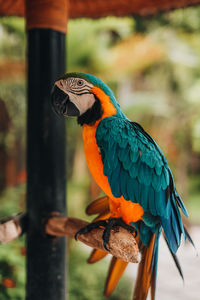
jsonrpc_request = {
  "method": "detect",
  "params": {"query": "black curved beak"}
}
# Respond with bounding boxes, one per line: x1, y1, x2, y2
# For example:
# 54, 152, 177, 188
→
51, 85, 69, 116
51, 85, 80, 117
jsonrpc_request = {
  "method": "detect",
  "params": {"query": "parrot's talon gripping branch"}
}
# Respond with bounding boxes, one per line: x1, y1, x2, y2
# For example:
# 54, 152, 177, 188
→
102, 218, 137, 251
45, 216, 139, 263
75, 217, 137, 252
74, 219, 107, 241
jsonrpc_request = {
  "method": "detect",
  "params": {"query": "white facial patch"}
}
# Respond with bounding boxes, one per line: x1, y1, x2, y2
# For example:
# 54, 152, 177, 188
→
65, 91, 96, 115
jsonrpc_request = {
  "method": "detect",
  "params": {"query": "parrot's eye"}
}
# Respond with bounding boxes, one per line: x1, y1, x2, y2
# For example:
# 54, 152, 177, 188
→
77, 79, 84, 86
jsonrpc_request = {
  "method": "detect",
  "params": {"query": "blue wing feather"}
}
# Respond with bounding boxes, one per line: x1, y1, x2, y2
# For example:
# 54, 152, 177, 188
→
110, 163, 121, 197
141, 184, 149, 210
148, 186, 157, 216
120, 168, 129, 200
130, 149, 139, 163
127, 177, 136, 202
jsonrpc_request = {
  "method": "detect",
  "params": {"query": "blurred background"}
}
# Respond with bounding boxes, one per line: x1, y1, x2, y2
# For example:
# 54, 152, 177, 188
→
0, 7, 200, 299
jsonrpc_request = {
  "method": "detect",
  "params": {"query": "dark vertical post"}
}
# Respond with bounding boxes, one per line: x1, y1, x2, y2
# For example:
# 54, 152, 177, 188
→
26, 29, 66, 299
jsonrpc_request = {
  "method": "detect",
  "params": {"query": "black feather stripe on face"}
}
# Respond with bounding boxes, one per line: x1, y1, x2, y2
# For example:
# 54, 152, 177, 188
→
77, 95, 103, 126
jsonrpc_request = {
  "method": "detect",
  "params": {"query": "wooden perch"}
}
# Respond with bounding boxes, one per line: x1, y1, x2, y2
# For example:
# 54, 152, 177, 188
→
45, 216, 139, 263
0, 213, 139, 263
0, 213, 27, 244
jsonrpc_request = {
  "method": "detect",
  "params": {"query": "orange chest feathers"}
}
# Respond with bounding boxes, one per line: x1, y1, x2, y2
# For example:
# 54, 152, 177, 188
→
82, 124, 112, 198
82, 86, 144, 224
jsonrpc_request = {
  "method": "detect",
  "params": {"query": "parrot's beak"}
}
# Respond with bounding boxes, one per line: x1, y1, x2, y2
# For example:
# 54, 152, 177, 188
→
51, 85, 80, 117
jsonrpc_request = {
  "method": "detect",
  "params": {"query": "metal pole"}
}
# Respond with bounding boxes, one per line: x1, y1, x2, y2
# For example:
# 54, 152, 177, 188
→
26, 28, 66, 299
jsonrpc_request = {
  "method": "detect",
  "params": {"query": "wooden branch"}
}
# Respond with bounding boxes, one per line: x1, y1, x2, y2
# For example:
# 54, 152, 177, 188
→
45, 216, 139, 263
0, 213, 139, 263
0, 213, 27, 243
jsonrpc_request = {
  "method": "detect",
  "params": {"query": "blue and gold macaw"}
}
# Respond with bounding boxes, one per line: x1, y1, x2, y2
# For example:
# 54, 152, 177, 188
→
51, 72, 193, 300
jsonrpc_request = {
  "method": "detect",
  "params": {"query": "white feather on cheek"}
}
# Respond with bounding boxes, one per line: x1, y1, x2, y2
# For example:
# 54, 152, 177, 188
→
67, 92, 96, 115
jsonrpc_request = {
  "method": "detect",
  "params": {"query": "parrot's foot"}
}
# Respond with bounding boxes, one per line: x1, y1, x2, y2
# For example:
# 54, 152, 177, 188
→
75, 217, 137, 251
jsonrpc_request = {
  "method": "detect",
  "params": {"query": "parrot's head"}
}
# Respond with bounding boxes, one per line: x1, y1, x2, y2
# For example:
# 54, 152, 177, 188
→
51, 72, 124, 126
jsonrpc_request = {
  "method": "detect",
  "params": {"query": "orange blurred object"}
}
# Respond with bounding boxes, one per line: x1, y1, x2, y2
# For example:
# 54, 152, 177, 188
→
16, 169, 27, 185
20, 246, 27, 256
1, 0, 200, 21
1, 278, 16, 288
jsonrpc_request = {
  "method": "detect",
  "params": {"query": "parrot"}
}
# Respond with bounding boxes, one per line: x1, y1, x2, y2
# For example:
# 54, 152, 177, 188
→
51, 72, 193, 300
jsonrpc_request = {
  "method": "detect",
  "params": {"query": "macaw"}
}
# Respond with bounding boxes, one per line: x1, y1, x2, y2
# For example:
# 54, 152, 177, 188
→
51, 72, 193, 300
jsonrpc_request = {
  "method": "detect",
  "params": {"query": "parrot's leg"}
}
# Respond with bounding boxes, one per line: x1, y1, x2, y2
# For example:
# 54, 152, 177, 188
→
75, 217, 136, 251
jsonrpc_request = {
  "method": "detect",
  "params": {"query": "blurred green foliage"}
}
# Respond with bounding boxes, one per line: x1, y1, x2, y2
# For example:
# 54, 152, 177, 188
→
0, 186, 26, 299
67, 18, 134, 73
188, 175, 200, 223
0, 17, 25, 60
0, 238, 25, 300
0, 186, 25, 218
0, 82, 26, 153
